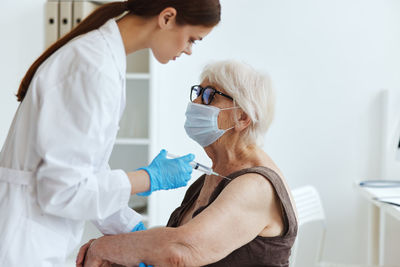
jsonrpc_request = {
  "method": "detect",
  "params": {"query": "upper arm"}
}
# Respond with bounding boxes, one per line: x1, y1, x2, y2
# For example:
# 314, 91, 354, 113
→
177, 173, 276, 266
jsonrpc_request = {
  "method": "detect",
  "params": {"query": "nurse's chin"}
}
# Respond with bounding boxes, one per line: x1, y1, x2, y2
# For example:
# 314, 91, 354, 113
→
152, 55, 171, 64
159, 56, 178, 64
157, 58, 171, 64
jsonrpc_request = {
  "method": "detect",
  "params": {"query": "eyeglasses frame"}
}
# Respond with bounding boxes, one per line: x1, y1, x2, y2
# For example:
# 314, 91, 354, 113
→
190, 85, 233, 105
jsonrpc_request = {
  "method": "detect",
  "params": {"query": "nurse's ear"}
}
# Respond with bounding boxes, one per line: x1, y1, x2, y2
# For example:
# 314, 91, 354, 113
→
235, 109, 252, 132
158, 7, 178, 29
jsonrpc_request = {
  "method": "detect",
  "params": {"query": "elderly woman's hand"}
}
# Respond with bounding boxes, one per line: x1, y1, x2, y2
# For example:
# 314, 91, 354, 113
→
75, 230, 159, 267
83, 254, 109, 267
76, 239, 95, 267
76, 239, 111, 267
84, 241, 110, 267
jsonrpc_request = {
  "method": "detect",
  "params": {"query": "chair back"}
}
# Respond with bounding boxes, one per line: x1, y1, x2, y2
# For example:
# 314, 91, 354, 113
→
290, 185, 326, 267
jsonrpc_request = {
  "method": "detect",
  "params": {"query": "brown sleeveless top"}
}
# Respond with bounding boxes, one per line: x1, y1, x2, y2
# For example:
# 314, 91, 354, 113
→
166, 166, 298, 267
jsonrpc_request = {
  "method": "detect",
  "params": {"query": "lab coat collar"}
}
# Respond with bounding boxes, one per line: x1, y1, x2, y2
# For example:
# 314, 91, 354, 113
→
98, 19, 127, 78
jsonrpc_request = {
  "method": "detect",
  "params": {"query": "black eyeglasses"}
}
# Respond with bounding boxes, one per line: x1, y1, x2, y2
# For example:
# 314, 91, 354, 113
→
190, 85, 233, 105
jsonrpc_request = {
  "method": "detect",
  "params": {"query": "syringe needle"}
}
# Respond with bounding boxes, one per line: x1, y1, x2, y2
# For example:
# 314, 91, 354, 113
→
167, 152, 232, 181
211, 171, 232, 181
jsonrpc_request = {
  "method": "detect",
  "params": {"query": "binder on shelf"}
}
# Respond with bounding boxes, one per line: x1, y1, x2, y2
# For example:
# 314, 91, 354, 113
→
59, 1, 73, 38
45, 0, 59, 48
72, 1, 100, 28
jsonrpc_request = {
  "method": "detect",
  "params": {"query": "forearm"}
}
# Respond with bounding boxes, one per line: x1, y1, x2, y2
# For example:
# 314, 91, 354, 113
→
126, 169, 150, 194
89, 227, 202, 267
37, 168, 130, 220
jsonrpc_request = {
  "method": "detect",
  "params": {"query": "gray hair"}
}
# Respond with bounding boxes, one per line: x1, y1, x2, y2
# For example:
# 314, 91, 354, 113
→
200, 60, 275, 146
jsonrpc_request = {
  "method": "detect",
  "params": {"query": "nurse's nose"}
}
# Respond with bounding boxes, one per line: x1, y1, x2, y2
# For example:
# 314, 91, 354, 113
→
183, 44, 192, 55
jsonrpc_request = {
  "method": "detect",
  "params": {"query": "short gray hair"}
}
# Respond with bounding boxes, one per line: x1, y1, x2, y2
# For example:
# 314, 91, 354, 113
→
200, 60, 275, 146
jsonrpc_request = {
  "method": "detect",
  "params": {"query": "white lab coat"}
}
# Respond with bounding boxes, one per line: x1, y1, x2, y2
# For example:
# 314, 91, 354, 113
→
0, 19, 142, 266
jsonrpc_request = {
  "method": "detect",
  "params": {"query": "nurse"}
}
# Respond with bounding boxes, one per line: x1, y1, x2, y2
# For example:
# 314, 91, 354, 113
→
0, 0, 220, 266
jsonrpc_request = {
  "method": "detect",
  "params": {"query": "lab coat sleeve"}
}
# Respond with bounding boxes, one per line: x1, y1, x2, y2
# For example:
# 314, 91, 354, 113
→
35, 69, 132, 221
92, 206, 143, 235
92, 166, 142, 235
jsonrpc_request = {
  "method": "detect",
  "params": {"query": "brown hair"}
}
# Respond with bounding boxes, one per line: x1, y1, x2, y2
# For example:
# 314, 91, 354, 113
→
16, 0, 221, 102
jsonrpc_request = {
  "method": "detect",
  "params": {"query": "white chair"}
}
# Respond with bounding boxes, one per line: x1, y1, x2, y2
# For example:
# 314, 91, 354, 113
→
290, 185, 326, 267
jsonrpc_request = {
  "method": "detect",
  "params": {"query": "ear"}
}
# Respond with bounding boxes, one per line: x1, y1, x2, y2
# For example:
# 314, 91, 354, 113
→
158, 7, 177, 29
235, 110, 252, 131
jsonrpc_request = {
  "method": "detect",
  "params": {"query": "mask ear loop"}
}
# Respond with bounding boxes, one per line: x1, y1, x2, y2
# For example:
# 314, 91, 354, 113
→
219, 106, 240, 131
224, 126, 235, 132
220, 106, 240, 111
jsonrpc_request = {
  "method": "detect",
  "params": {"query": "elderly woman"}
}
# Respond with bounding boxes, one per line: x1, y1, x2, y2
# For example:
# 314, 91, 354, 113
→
78, 60, 298, 267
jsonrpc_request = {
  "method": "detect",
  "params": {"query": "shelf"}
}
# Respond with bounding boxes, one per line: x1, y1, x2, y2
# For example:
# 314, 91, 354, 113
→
109, 144, 149, 172
129, 194, 147, 209
126, 73, 150, 80
126, 49, 150, 73
115, 138, 150, 145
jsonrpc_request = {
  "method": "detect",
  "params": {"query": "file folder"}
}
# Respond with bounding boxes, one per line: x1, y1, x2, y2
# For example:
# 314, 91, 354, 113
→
59, 1, 73, 38
72, 1, 99, 28
45, 0, 59, 48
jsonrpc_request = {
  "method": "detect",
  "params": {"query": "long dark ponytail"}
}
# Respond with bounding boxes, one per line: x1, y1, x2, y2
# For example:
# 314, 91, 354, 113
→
16, 0, 221, 102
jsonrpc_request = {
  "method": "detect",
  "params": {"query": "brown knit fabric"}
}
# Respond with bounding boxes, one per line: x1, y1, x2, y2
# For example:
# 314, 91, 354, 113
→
167, 166, 298, 267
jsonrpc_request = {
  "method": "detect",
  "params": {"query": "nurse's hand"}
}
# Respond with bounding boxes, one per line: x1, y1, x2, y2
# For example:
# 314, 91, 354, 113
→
137, 149, 194, 196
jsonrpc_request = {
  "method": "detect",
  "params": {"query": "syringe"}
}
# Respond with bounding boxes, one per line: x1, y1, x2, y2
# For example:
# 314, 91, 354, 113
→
167, 153, 231, 181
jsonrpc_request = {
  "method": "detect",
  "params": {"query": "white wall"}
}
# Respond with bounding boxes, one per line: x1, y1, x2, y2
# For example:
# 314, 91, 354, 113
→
0, 0, 46, 143
1, 0, 400, 265
153, 0, 400, 264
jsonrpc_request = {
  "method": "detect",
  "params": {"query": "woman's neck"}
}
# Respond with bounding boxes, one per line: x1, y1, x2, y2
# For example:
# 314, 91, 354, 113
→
117, 14, 157, 54
205, 142, 261, 177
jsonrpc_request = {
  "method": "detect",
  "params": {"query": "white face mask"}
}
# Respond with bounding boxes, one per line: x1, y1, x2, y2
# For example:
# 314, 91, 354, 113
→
184, 102, 238, 147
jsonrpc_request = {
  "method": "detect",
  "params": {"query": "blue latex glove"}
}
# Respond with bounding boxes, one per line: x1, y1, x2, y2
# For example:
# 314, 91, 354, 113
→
137, 149, 195, 196
139, 263, 153, 267
131, 221, 146, 232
